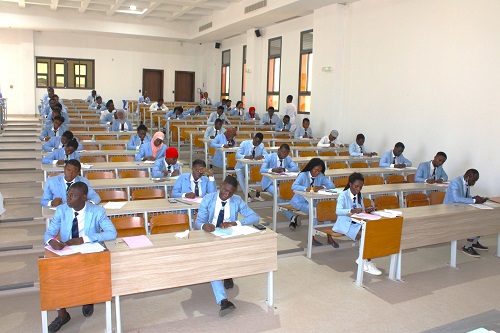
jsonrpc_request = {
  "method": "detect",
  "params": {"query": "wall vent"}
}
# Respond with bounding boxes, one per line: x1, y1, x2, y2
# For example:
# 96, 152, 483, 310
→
199, 22, 213, 32
244, 0, 267, 14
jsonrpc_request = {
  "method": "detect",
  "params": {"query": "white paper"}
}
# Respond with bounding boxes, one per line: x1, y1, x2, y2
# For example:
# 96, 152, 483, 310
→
175, 230, 190, 239
212, 225, 261, 238
143, 160, 155, 164
469, 204, 493, 210
103, 201, 127, 209
81, 163, 93, 169
69, 242, 105, 254
317, 190, 336, 196
384, 209, 402, 216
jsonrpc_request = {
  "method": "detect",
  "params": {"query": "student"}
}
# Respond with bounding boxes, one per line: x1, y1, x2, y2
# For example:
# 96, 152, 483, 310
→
443, 169, 488, 257
40, 115, 67, 141
379, 142, 412, 168
40, 160, 100, 207
85, 90, 98, 104
164, 106, 186, 120
294, 118, 313, 139
275, 115, 292, 132
100, 100, 116, 124
245, 106, 260, 121
200, 92, 212, 105
152, 147, 181, 178
42, 130, 83, 152
127, 123, 152, 150
317, 130, 345, 148
235, 133, 268, 202
136, 91, 150, 113
111, 110, 132, 132
43, 182, 117, 333
171, 159, 216, 198
213, 98, 225, 109
204, 118, 226, 139
207, 106, 230, 125
189, 105, 206, 116
333, 172, 381, 275
283, 95, 297, 128
415, 152, 448, 183
38, 87, 53, 115
348, 134, 377, 157
260, 107, 280, 125
135, 131, 167, 162
149, 98, 169, 112
229, 101, 245, 116
289, 158, 335, 246
88, 96, 106, 112
195, 176, 259, 317
52, 94, 68, 113
41, 140, 80, 165
45, 105, 70, 126
210, 128, 237, 168
224, 99, 232, 113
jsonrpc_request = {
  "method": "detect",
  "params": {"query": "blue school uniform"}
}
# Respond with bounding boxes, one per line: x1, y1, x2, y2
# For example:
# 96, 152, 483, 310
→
332, 189, 365, 240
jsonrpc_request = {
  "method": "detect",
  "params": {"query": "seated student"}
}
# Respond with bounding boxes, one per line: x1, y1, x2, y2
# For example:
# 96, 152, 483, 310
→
235, 133, 268, 202
42, 130, 83, 152
38, 87, 53, 116
136, 91, 150, 113
189, 105, 206, 116
149, 98, 169, 112
195, 175, 259, 317
43, 182, 117, 333
152, 147, 181, 178
213, 98, 225, 109
42, 140, 80, 165
294, 118, 313, 139
443, 169, 488, 257
224, 99, 232, 113
45, 105, 69, 126
41, 160, 100, 207
229, 101, 245, 116
380, 142, 412, 168
207, 106, 231, 125
317, 130, 345, 148
127, 123, 152, 150
275, 115, 292, 132
260, 107, 280, 125
88, 96, 106, 112
100, 100, 116, 124
111, 110, 132, 132
200, 92, 212, 106
348, 133, 377, 157
52, 94, 68, 113
135, 131, 167, 162
164, 106, 186, 120
172, 159, 216, 198
333, 172, 381, 275
210, 128, 237, 168
40, 115, 67, 141
204, 118, 226, 139
244, 106, 260, 121
42, 97, 57, 118
415, 152, 448, 183
85, 90, 99, 104
289, 158, 335, 246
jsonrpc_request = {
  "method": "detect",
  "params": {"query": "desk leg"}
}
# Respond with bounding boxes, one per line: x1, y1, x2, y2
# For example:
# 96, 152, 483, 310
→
222, 152, 227, 180
177, 127, 181, 151
105, 300, 112, 333
355, 226, 366, 287
189, 133, 193, 167
450, 240, 457, 268
115, 295, 122, 333
306, 197, 314, 259
204, 142, 208, 167
41, 310, 48, 333
497, 233, 500, 257
388, 254, 397, 281
396, 250, 402, 281
144, 212, 149, 235
244, 164, 249, 202
126, 186, 131, 201
267, 271, 274, 307
46, 217, 50, 229
272, 179, 278, 231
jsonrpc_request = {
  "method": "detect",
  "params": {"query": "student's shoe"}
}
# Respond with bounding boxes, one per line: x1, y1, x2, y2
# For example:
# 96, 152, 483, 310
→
328, 239, 340, 249
223, 278, 234, 289
247, 196, 253, 203
48, 314, 71, 333
289, 222, 297, 230
462, 246, 481, 257
254, 196, 265, 202
356, 259, 382, 276
219, 299, 236, 317
472, 242, 488, 251
82, 304, 94, 317
312, 238, 323, 246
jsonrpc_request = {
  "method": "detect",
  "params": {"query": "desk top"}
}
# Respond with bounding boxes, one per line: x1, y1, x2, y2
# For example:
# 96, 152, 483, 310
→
262, 167, 417, 181
88, 177, 176, 189
41, 161, 156, 173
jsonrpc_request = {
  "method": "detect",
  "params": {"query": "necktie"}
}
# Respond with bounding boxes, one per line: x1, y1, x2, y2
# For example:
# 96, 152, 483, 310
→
54, 129, 57, 136
465, 185, 470, 198
121, 123, 125, 131
252, 147, 256, 158
140, 139, 144, 145
167, 165, 172, 175
216, 201, 227, 227
194, 181, 200, 197
310, 177, 315, 188
279, 159, 283, 168
432, 167, 436, 178
359, 146, 363, 153
352, 196, 357, 208
269, 117, 273, 125
393, 156, 396, 164
66, 182, 72, 192
71, 212, 79, 239
65, 154, 69, 162
215, 129, 219, 136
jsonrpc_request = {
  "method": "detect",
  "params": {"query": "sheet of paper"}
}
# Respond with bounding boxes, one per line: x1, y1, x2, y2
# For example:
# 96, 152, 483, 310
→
143, 160, 155, 164
81, 163, 93, 169
384, 209, 403, 216
469, 204, 493, 210
181, 197, 203, 203
352, 213, 381, 220
44, 245, 79, 256
212, 225, 260, 238
122, 235, 154, 248
483, 201, 500, 208
69, 242, 106, 254
317, 190, 336, 196
284, 172, 299, 176
103, 201, 127, 209
372, 211, 400, 218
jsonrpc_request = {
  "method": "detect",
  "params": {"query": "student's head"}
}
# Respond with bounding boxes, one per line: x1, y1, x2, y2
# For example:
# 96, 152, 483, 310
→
267, 107, 275, 117
286, 95, 293, 103
432, 152, 447, 168
214, 118, 223, 130
392, 142, 405, 157
191, 159, 206, 181
302, 118, 310, 129
157, 98, 164, 104
143, 91, 148, 97
302, 158, 326, 177
236, 101, 243, 108
64, 139, 78, 155
355, 134, 365, 146
66, 182, 88, 210
106, 99, 114, 111
252, 133, 264, 146
47, 87, 54, 97
328, 130, 339, 142
226, 99, 232, 107
249, 107, 256, 115
91, 90, 96, 97
53, 115, 65, 129
152, 131, 164, 147
53, 103, 62, 112
61, 131, 74, 145
224, 127, 236, 141
116, 109, 125, 120
53, 94, 60, 102
96, 96, 103, 104
203, 92, 209, 98
219, 176, 238, 201
137, 123, 148, 140
221, 98, 227, 104
216, 106, 225, 115
174, 106, 184, 115
344, 172, 365, 196
165, 147, 179, 165
51, 109, 62, 121
64, 160, 81, 182
277, 144, 291, 159
195, 105, 202, 113
49, 98, 57, 109
283, 115, 290, 125
464, 169, 479, 186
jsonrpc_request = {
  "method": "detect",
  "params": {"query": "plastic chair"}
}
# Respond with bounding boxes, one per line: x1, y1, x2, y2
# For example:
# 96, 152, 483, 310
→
350, 162, 368, 168
96, 190, 128, 202
227, 153, 236, 171
96, 135, 115, 140
119, 170, 148, 178
373, 195, 400, 210
334, 177, 349, 188
406, 193, 427, 207
328, 162, 348, 170
150, 214, 190, 234
131, 188, 165, 200
364, 175, 384, 185
370, 161, 380, 168
430, 192, 446, 205
102, 145, 125, 150
82, 145, 99, 151
298, 151, 317, 157
320, 151, 337, 157
110, 156, 134, 162
111, 216, 146, 237
80, 156, 106, 163
406, 174, 415, 183
363, 197, 373, 209
407, 199, 430, 207
338, 151, 350, 156
386, 174, 406, 184
85, 171, 116, 179
278, 181, 306, 216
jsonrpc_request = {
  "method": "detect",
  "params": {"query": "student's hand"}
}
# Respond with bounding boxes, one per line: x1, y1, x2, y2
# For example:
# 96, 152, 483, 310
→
143, 156, 155, 161
272, 167, 285, 173
202, 223, 215, 232
223, 144, 230, 148
394, 163, 406, 168
330, 143, 336, 147
426, 179, 436, 184
210, 136, 215, 139
244, 155, 253, 159
66, 237, 84, 246
365, 207, 376, 213
56, 160, 65, 166
51, 198, 63, 207
475, 196, 487, 204
350, 208, 363, 214
219, 222, 237, 228
44, 137, 50, 142
49, 239, 66, 250
302, 134, 308, 138
264, 122, 270, 125
314, 186, 325, 191
185, 192, 196, 199
255, 155, 265, 160
363, 154, 372, 157
371, 152, 378, 156
436, 179, 444, 183
204, 169, 214, 177
171, 170, 180, 177
162, 170, 169, 176
224, 121, 230, 125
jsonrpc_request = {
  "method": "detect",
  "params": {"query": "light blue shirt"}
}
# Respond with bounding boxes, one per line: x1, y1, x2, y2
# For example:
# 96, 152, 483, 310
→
260, 113, 280, 125
244, 112, 260, 121
275, 119, 292, 132
164, 110, 186, 120
151, 160, 180, 178
260, 153, 299, 191
229, 108, 245, 116
207, 112, 230, 125
40, 174, 100, 206
294, 126, 313, 138
171, 173, 216, 198
41, 148, 80, 164
443, 176, 474, 204
204, 126, 226, 139
235, 140, 268, 169
111, 119, 133, 132
127, 134, 152, 150
135, 142, 167, 161
349, 142, 367, 157
290, 171, 334, 209
42, 137, 83, 152
379, 149, 412, 167
210, 133, 238, 168
89, 101, 106, 112
415, 161, 448, 183
40, 124, 69, 141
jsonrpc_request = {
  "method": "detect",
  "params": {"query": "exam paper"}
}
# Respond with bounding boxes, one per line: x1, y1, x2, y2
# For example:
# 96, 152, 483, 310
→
212, 225, 261, 238
103, 201, 127, 209
122, 235, 153, 248
351, 213, 381, 220
70, 242, 106, 253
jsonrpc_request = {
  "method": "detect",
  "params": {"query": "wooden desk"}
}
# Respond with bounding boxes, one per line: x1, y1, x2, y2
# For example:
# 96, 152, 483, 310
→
88, 177, 177, 199
267, 145, 349, 157
106, 230, 278, 333
41, 161, 152, 179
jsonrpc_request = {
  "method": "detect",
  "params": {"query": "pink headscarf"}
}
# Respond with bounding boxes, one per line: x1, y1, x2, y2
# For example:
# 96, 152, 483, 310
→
151, 131, 164, 158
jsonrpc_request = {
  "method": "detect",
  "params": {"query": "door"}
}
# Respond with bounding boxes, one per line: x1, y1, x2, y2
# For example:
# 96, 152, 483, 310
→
175, 71, 195, 102
143, 69, 164, 102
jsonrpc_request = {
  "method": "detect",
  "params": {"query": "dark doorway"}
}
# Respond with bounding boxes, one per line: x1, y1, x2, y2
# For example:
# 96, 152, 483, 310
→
175, 71, 195, 102
143, 69, 164, 102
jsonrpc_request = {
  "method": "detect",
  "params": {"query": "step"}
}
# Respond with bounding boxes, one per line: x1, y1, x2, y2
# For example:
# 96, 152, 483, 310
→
0, 152, 42, 160
0, 171, 43, 185
0, 137, 39, 143
0, 202, 42, 222
0, 223, 46, 246
1, 187, 43, 200
0, 251, 42, 287
0, 132, 40, 137
3, 127, 41, 132
0, 161, 41, 171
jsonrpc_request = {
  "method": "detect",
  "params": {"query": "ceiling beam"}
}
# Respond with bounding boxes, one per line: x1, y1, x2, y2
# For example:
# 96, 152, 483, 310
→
165, 0, 207, 22
107, 0, 126, 16
50, 0, 59, 11
139, 1, 162, 19
79, 0, 92, 13
18, 0, 26, 9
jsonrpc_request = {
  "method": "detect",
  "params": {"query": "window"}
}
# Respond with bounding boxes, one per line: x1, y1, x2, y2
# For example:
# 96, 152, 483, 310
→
35, 57, 95, 89
221, 50, 231, 100
241, 45, 247, 106
267, 37, 282, 110
298, 30, 313, 113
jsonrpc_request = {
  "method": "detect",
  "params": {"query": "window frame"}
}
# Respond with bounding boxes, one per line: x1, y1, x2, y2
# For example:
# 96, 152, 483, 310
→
221, 50, 231, 100
266, 37, 282, 111
35, 56, 95, 89
298, 29, 313, 114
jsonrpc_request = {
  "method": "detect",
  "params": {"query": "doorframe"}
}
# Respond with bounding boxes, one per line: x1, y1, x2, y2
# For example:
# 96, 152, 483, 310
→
175, 70, 195, 102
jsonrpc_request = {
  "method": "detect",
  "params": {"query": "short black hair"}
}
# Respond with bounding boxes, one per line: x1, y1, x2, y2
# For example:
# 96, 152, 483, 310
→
301, 158, 326, 174
106, 99, 114, 108
236, 101, 242, 107
69, 181, 88, 195
436, 151, 447, 159
53, 115, 65, 123
303, 118, 310, 123
66, 139, 78, 149
283, 115, 290, 120
466, 169, 479, 177
268, 107, 275, 112
66, 159, 81, 171
344, 172, 364, 205
192, 159, 206, 168
279, 143, 290, 150
214, 118, 223, 125
224, 175, 238, 188
62, 131, 74, 140
356, 133, 365, 140
137, 122, 148, 132
217, 106, 225, 111
254, 132, 264, 141
174, 106, 184, 113
395, 142, 405, 149
286, 95, 293, 102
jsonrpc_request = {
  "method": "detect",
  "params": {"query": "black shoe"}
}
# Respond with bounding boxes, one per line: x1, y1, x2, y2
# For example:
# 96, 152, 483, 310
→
48, 314, 71, 333
223, 278, 234, 289
82, 304, 94, 317
472, 242, 488, 251
219, 299, 236, 317
289, 222, 297, 230
462, 246, 480, 258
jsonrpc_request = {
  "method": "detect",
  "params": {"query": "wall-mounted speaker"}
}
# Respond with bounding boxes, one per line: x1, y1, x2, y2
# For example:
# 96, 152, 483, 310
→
215, 42, 221, 49
255, 29, 261, 37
